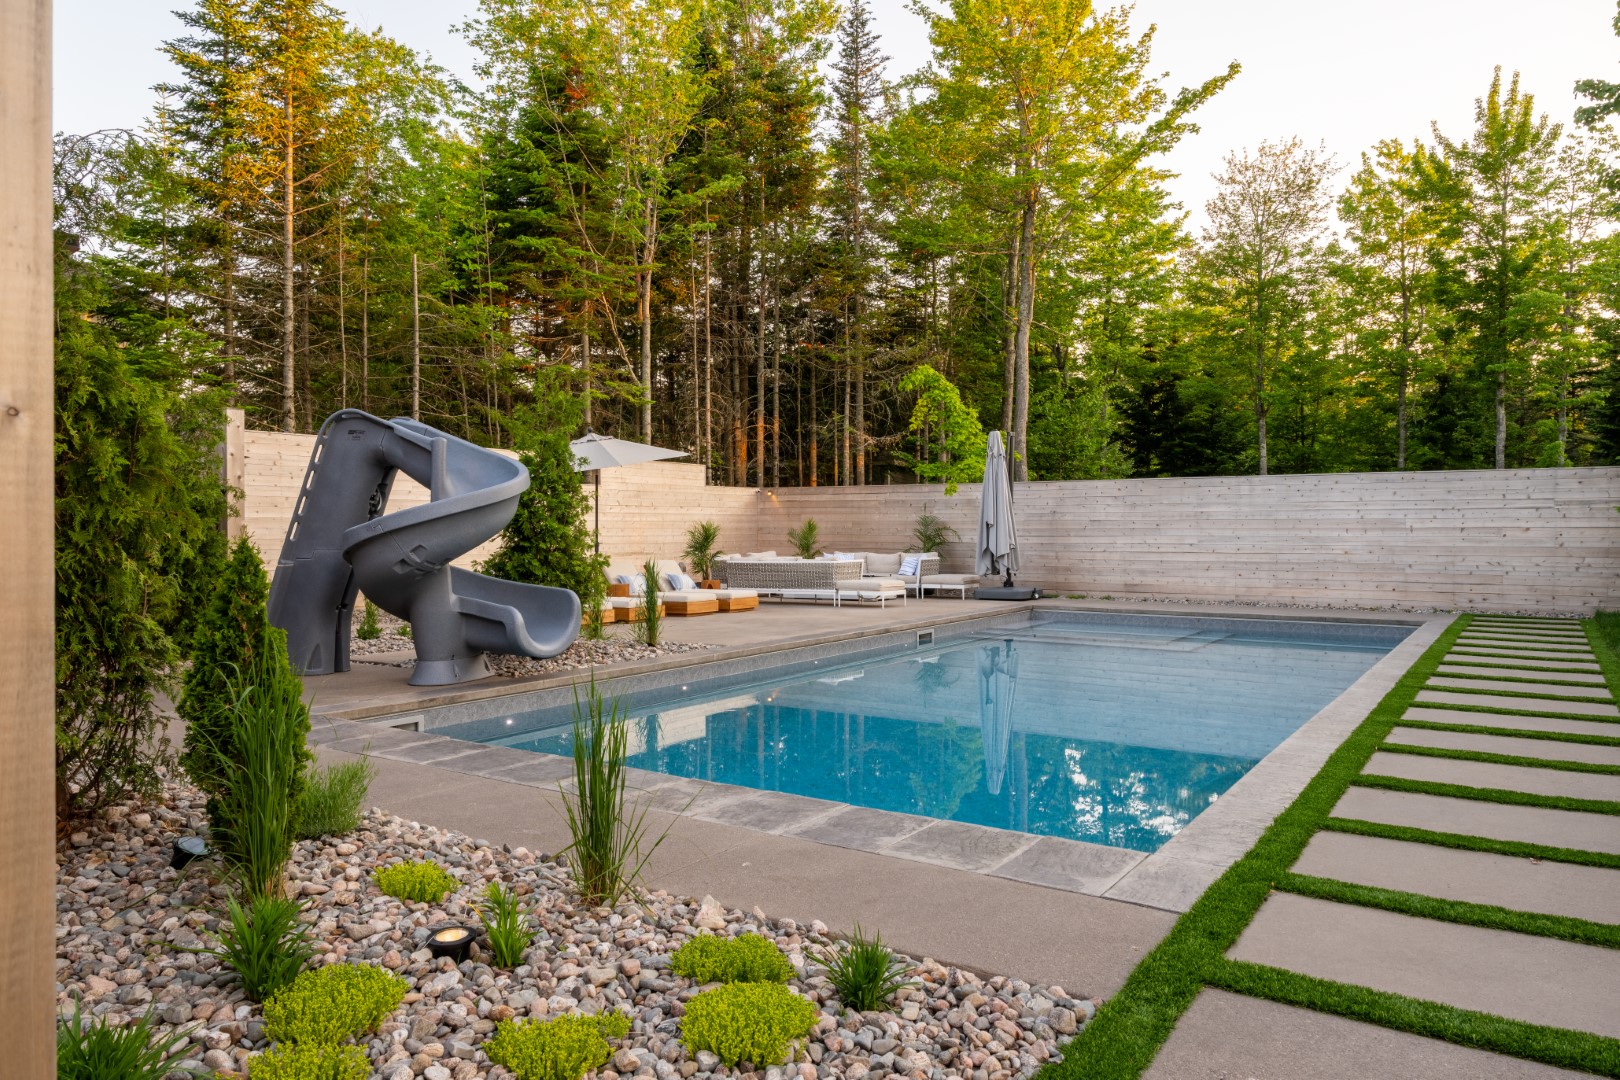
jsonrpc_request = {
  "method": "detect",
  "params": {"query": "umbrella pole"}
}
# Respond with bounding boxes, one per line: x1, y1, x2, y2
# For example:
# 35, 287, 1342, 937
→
593, 470, 601, 555
1004, 448, 1015, 587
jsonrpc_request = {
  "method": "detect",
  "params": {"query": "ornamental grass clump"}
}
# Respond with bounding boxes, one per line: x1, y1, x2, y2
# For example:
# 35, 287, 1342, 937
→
208, 894, 316, 1001
248, 1043, 369, 1080
56, 1001, 193, 1080
373, 860, 458, 904
484, 1013, 632, 1080
671, 933, 794, 984
263, 964, 408, 1046
479, 881, 536, 968
634, 557, 662, 646
812, 924, 917, 1012
294, 759, 375, 840
681, 983, 816, 1068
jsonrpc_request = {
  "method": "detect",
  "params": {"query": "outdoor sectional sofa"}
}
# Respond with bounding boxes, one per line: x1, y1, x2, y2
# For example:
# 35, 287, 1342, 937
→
714, 552, 926, 608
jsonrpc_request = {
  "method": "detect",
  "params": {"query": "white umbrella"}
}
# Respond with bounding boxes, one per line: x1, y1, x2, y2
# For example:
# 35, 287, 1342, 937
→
976, 430, 1019, 585
569, 431, 688, 552
977, 641, 1018, 796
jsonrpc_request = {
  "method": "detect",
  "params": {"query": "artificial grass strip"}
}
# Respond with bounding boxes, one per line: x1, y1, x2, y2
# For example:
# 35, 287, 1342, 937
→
1038, 616, 1476, 1080
1378, 742, 1620, 775
1587, 614, 1620, 691
1276, 873, 1620, 950
1352, 773, 1620, 816
1323, 816, 1620, 871
1208, 961, 1620, 1077
1395, 718, 1620, 748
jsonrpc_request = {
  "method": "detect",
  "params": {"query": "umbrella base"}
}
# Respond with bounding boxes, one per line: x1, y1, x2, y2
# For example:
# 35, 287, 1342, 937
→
975, 585, 1042, 601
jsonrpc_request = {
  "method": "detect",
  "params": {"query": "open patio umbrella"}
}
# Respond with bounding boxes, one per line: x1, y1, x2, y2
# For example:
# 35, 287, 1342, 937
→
569, 431, 688, 553
977, 640, 1019, 796
976, 430, 1019, 586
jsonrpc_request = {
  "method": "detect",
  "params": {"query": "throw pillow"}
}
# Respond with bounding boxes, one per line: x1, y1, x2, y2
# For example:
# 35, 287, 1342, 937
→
670, 572, 697, 591
898, 556, 921, 577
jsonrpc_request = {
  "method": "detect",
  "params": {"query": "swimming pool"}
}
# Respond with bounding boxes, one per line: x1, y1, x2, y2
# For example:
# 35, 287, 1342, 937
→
439, 611, 1412, 853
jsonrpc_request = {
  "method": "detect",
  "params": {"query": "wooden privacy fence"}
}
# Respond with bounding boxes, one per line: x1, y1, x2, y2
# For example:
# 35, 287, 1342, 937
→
230, 415, 1620, 613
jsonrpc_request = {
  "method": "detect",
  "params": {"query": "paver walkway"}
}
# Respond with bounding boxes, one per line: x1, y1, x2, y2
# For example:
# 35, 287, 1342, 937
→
1146, 616, 1620, 1076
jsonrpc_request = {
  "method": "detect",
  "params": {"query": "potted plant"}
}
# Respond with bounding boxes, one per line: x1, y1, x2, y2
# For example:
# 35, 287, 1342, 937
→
683, 520, 723, 587
787, 518, 822, 560
912, 511, 958, 554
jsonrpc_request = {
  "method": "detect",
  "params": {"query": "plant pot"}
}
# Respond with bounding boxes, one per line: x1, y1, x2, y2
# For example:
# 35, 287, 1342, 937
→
699, 580, 723, 590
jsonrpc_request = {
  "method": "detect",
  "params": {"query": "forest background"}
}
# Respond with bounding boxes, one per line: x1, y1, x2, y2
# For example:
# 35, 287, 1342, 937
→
53, 0, 1620, 487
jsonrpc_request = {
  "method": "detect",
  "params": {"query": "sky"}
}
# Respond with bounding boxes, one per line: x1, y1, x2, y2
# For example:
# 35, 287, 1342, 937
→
53, 0, 1619, 229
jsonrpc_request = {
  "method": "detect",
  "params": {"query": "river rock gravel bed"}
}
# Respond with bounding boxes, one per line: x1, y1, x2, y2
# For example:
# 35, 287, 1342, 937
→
348, 614, 714, 678
57, 777, 1095, 1080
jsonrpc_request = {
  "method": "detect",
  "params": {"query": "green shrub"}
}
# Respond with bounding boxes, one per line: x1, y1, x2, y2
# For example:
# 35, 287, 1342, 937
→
294, 759, 375, 840
581, 598, 607, 641
479, 881, 536, 968
354, 600, 381, 642
811, 925, 917, 1012
634, 558, 663, 647
681, 983, 816, 1068
179, 535, 312, 834
56, 1001, 193, 1080
560, 679, 669, 906
263, 964, 408, 1046
373, 860, 458, 904
484, 1013, 631, 1080
672, 933, 793, 984
208, 894, 316, 1001
248, 1043, 369, 1080
911, 511, 959, 554
1594, 609, 1619, 655
786, 518, 822, 559
682, 520, 722, 581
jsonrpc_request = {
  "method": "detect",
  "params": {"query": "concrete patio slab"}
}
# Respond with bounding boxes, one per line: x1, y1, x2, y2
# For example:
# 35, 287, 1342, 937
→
1227, 893, 1620, 1038
1460, 628, 1589, 640
1403, 705, 1620, 739
1451, 647, 1605, 664
1144, 989, 1593, 1080
1101, 853, 1228, 912
1363, 750, 1620, 802
782, 804, 933, 850
1330, 787, 1620, 855
885, 819, 1039, 873
1415, 689, 1618, 717
988, 835, 1146, 896
1463, 626, 1586, 636
1291, 831, 1620, 924
1387, 726, 1620, 767
1427, 675, 1614, 699
699, 790, 845, 834
1438, 661, 1604, 679
1454, 639, 1594, 655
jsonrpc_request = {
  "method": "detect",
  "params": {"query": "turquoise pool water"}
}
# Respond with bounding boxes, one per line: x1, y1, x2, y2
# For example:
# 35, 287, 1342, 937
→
449, 613, 1409, 852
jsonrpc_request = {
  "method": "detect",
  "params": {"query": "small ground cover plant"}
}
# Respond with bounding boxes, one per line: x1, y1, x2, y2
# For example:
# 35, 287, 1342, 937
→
294, 759, 376, 840
485, 1013, 632, 1080
479, 881, 536, 968
248, 1043, 369, 1080
373, 860, 458, 903
354, 599, 382, 641
263, 964, 408, 1046
681, 982, 816, 1068
207, 894, 316, 1001
671, 932, 793, 984
812, 925, 917, 1012
56, 1001, 193, 1080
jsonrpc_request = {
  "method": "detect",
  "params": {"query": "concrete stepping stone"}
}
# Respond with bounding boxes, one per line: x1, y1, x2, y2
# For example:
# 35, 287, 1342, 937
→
1456, 636, 1592, 652
1438, 660, 1603, 678
1415, 690, 1618, 717
1451, 647, 1602, 664
1332, 786, 1620, 855
1471, 619, 1581, 627
1427, 675, 1614, 700
1363, 750, 1620, 803
1143, 988, 1592, 1080
1467, 623, 1584, 633
1227, 893, 1620, 1039
1292, 831, 1620, 924
1387, 726, 1620, 767
1403, 706, 1620, 739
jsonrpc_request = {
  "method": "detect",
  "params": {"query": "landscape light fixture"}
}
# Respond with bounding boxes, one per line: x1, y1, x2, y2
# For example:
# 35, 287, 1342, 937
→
170, 836, 209, 870
426, 925, 475, 962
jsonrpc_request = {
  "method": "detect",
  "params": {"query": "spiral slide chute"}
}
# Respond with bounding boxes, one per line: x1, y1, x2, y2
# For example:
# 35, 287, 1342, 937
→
267, 410, 580, 685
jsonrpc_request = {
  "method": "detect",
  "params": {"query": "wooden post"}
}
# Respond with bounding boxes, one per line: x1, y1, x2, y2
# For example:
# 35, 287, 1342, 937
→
0, 0, 58, 1073
223, 407, 246, 539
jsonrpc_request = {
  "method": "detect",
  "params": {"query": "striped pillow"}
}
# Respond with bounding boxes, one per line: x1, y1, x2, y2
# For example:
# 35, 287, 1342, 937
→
898, 556, 921, 578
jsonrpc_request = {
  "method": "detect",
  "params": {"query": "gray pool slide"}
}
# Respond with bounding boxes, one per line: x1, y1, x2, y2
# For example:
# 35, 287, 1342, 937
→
267, 410, 580, 685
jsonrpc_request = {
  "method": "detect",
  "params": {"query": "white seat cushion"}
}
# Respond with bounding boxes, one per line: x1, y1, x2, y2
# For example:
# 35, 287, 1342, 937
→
835, 576, 906, 594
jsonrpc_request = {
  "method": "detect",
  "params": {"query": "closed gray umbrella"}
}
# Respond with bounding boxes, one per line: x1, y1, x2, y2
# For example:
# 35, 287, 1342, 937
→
568, 431, 688, 552
976, 430, 1018, 585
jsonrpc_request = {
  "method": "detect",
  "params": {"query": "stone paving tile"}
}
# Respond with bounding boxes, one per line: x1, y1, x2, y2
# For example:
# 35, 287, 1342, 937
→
989, 836, 1146, 896
1438, 660, 1604, 679
886, 819, 1039, 873
1427, 675, 1614, 699
479, 754, 576, 787
1452, 644, 1598, 658
783, 805, 933, 851
1364, 750, 1620, 802
1227, 894, 1620, 1038
1403, 705, 1620, 739
1415, 689, 1619, 717
373, 736, 493, 765
1099, 853, 1225, 912
1387, 725, 1620, 767
1144, 988, 1594, 1080
702, 790, 844, 835
1292, 830, 1620, 925
1331, 786, 1620, 855
1454, 637, 1593, 653
1464, 626, 1586, 636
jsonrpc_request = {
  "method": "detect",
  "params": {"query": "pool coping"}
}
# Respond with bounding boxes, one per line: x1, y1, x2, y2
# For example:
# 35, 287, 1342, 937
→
311, 605, 1454, 914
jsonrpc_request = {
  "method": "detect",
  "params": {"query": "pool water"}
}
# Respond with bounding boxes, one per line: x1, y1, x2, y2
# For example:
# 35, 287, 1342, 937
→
453, 613, 1409, 853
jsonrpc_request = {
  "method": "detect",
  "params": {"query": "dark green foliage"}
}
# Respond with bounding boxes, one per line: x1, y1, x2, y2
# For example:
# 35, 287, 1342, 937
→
354, 600, 381, 642
671, 933, 794, 985
479, 881, 536, 968
812, 925, 917, 1012
912, 512, 958, 554
373, 861, 458, 904
484, 1013, 632, 1080
294, 759, 376, 840
56, 1001, 193, 1080
680, 983, 817, 1068
208, 894, 316, 1002
787, 519, 822, 559
263, 964, 409, 1046
179, 535, 312, 837
682, 520, 722, 581
248, 1044, 369, 1080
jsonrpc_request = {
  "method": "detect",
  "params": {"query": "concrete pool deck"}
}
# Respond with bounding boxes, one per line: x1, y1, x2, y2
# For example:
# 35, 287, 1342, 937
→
291, 599, 1447, 999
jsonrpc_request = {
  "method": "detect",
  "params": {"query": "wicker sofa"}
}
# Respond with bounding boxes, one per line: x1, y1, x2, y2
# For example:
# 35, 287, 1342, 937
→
714, 554, 910, 607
